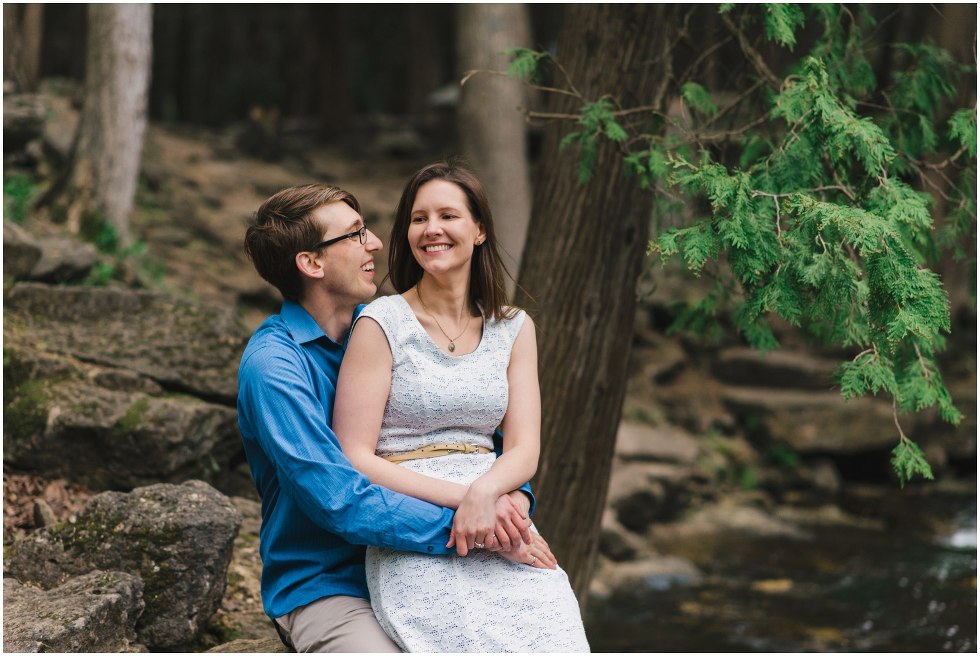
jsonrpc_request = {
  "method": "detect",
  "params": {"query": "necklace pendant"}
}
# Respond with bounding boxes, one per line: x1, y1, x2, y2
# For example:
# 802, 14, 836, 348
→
448, 341, 456, 353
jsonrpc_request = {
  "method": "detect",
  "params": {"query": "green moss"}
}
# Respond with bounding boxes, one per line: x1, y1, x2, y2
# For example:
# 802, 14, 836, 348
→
4, 379, 52, 439
114, 398, 151, 435
3, 172, 36, 223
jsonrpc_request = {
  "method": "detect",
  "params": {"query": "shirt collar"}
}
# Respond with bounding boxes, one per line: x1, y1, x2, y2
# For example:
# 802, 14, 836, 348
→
280, 299, 366, 347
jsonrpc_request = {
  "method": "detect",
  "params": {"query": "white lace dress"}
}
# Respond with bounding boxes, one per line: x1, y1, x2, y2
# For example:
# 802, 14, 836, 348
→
356, 294, 590, 653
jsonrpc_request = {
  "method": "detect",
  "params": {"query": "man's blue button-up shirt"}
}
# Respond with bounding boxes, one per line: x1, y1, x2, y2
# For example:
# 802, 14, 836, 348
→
237, 300, 534, 619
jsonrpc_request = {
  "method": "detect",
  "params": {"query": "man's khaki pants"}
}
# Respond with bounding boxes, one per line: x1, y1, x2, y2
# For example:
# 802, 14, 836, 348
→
275, 595, 400, 653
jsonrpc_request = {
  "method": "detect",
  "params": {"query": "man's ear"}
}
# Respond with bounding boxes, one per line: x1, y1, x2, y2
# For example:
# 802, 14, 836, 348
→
295, 250, 325, 280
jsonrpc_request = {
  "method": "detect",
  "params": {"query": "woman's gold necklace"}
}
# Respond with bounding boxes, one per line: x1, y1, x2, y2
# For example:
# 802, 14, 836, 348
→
417, 285, 470, 353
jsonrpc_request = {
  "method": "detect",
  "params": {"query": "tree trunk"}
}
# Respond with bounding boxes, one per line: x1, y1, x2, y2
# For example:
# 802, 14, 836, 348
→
456, 3, 533, 286
514, 4, 678, 602
46, 4, 152, 247
3, 3, 44, 92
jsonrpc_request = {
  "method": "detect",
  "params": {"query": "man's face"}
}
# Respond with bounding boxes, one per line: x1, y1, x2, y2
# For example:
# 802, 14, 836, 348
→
309, 201, 383, 306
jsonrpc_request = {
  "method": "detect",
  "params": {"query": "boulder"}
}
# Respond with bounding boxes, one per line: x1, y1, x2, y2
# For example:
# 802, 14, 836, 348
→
4, 220, 43, 279
651, 501, 811, 550
28, 235, 99, 283
615, 422, 700, 464
2, 93, 46, 151
721, 386, 898, 453
4, 481, 242, 650
4, 346, 240, 490
598, 509, 650, 562
3, 571, 145, 653
712, 347, 839, 390
3, 282, 248, 403
589, 555, 703, 602
606, 462, 695, 531
207, 637, 289, 653
37, 81, 81, 164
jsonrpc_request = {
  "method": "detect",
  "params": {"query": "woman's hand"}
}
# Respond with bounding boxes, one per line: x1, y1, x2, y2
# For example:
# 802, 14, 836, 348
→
498, 533, 557, 570
447, 482, 498, 556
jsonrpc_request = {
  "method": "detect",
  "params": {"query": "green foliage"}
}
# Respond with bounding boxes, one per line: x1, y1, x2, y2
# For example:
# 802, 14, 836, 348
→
765, 444, 801, 468
504, 47, 548, 83
948, 108, 977, 157
517, 4, 975, 485
763, 3, 805, 49
85, 239, 164, 288
891, 438, 934, 487
681, 83, 718, 115
3, 173, 36, 224
559, 98, 627, 182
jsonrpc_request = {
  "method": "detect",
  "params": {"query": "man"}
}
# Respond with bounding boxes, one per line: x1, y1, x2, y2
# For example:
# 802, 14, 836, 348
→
237, 184, 546, 652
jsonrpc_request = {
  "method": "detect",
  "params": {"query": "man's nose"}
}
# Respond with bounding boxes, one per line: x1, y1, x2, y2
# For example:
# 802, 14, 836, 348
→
365, 229, 383, 251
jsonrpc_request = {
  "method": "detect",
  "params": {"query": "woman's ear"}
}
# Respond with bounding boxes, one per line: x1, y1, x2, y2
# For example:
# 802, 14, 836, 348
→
295, 250, 325, 280
475, 224, 487, 246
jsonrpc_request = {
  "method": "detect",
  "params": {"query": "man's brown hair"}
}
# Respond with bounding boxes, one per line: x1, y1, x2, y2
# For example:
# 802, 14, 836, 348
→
244, 184, 361, 301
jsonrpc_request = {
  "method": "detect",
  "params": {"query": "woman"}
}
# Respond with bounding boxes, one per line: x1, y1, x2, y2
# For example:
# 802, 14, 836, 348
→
334, 161, 590, 652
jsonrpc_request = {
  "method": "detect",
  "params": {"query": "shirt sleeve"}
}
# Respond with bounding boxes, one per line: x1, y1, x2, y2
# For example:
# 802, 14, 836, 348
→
239, 342, 455, 555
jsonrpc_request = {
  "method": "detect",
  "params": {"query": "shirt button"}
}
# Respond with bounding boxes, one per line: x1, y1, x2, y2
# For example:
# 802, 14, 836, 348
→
427, 546, 433, 552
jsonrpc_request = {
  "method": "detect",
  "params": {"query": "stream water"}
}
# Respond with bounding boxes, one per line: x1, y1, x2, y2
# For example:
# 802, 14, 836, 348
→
585, 488, 976, 652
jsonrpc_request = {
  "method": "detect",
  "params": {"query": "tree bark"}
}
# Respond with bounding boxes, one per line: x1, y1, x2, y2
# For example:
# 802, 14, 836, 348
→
514, 4, 678, 602
46, 4, 152, 247
3, 4, 44, 92
457, 3, 533, 286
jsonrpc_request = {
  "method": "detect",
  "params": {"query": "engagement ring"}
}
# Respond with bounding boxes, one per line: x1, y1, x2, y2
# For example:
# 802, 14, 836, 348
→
475, 542, 485, 549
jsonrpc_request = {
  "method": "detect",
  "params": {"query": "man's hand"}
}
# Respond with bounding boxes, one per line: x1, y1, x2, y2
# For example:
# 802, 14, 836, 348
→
498, 533, 557, 569
486, 491, 532, 552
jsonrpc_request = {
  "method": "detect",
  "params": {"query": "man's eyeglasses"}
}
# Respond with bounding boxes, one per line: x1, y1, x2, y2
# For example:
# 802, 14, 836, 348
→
311, 226, 367, 250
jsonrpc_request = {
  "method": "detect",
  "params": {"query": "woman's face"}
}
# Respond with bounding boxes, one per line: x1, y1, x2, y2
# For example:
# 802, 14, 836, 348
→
407, 179, 486, 277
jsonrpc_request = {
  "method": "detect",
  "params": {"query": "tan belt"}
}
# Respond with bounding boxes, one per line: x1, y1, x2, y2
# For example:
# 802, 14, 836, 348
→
381, 443, 493, 463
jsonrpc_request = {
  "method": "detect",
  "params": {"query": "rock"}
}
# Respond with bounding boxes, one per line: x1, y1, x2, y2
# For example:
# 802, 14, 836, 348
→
606, 461, 696, 532
712, 347, 838, 390
3, 282, 248, 403
590, 555, 703, 602
771, 504, 885, 531
614, 480, 670, 533
804, 458, 843, 497
631, 340, 687, 383
32, 498, 57, 528
721, 386, 898, 453
598, 510, 651, 562
38, 82, 81, 164
3, 571, 145, 653
654, 367, 737, 434
652, 500, 811, 547
28, 235, 99, 283
3, 220, 43, 279
3, 93, 46, 151
4, 347, 240, 490
206, 636, 289, 653
4, 481, 242, 650
599, 527, 638, 562
615, 422, 701, 464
